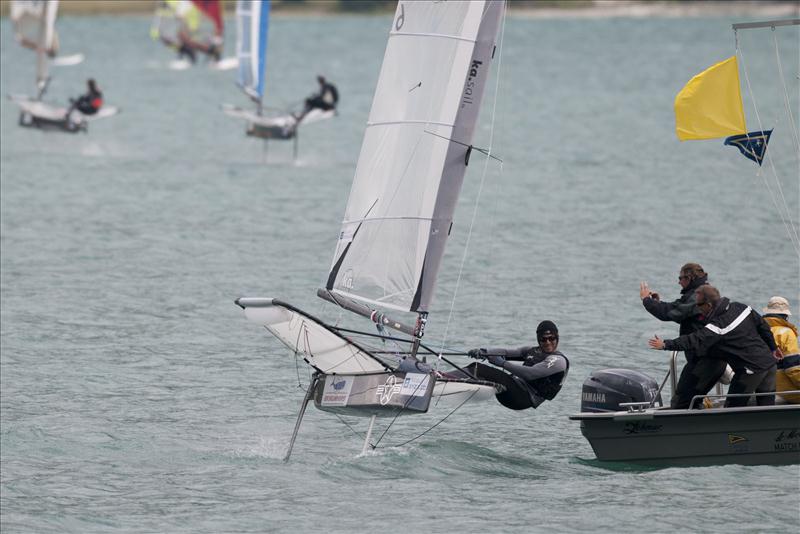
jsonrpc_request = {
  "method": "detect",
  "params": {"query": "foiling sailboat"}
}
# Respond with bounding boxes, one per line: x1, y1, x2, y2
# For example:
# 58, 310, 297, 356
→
151, 0, 238, 71
221, 0, 335, 158
570, 18, 800, 468
8, 0, 119, 133
236, 0, 506, 459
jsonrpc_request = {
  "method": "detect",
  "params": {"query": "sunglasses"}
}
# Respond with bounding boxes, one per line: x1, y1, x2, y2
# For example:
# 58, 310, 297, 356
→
538, 335, 558, 343
678, 275, 690, 281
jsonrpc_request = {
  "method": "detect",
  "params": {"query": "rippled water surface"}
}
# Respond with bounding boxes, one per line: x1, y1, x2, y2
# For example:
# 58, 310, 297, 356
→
2, 7, 799, 533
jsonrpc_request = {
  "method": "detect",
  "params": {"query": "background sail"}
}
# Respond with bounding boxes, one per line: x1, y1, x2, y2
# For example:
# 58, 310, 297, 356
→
11, 0, 60, 88
325, 0, 503, 313
40, 0, 58, 90
192, 0, 223, 39
153, 0, 220, 45
11, 0, 59, 51
235, 0, 269, 102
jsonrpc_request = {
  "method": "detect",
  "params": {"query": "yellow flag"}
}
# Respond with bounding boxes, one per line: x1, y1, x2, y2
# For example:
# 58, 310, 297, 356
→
674, 56, 746, 141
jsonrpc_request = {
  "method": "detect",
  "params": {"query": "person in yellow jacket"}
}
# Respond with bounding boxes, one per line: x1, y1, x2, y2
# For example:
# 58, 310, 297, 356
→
763, 296, 800, 403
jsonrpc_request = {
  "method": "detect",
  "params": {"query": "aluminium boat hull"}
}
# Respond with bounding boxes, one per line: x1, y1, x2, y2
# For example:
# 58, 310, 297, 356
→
570, 404, 800, 466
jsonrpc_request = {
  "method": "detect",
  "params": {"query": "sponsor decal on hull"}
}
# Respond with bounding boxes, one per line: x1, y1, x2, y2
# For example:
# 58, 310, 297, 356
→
622, 422, 662, 434
774, 429, 800, 452
400, 373, 430, 397
321, 376, 352, 407
728, 434, 748, 445
376, 375, 402, 406
728, 433, 751, 453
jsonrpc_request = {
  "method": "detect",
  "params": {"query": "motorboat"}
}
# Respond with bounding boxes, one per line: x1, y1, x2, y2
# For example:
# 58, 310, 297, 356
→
569, 353, 800, 466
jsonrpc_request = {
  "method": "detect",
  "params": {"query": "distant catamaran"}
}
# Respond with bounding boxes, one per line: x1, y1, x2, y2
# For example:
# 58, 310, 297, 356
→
236, 0, 506, 458
8, 0, 119, 133
222, 0, 335, 158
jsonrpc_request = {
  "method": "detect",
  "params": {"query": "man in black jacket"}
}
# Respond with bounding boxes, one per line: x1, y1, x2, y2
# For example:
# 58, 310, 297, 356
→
640, 263, 727, 408
649, 285, 779, 407
466, 320, 569, 410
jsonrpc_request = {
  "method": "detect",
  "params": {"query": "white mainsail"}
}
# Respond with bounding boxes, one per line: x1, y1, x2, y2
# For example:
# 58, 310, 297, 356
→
324, 0, 503, 313
37, 0, 58, 90
235, 0, 270, 105
11, 0, 60, 91
10, 1, 59, 51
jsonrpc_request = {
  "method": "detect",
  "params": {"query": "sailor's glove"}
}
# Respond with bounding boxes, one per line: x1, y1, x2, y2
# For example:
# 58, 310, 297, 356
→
467, 348, 487, 359
486, 354, 505, 367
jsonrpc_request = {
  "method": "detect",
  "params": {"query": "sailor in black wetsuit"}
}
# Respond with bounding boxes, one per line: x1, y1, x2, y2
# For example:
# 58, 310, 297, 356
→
68, 78, 103, 116
466, 320, 570, 410
63, 79, 103, 130
295, 75, 338, 123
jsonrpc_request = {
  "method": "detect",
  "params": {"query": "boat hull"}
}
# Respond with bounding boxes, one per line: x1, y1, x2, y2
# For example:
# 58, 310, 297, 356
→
313, 371, 499, 417
222, 105, 335, 140
236, 298, 503, 417
570, 404, 800, 466
11, 96, 84, 133
9, 94, 120, 133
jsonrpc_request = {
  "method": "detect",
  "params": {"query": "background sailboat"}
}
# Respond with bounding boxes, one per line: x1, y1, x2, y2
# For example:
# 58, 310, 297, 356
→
222, 0, 335, 158
236, 0, 505, 458
151, 0, 237, 71
7, 0, 119, 133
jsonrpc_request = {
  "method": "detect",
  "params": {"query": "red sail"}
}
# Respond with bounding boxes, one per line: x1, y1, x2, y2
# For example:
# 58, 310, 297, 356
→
192, 0, 223, 36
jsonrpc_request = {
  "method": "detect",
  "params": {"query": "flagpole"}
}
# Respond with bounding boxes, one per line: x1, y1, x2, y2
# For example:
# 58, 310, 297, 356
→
732, 19, 799, 31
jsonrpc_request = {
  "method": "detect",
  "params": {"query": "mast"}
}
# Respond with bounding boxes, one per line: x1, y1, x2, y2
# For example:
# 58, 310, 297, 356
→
411, 1, 504, 314
322, 1, 505, 330
35, 4, 46, 96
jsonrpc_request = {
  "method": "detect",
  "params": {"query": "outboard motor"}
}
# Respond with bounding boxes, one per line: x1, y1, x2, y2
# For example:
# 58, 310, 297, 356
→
580, 369, 662, 413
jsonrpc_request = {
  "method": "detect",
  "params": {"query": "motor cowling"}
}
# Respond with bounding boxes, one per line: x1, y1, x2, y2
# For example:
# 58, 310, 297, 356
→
580, 369, 662, 412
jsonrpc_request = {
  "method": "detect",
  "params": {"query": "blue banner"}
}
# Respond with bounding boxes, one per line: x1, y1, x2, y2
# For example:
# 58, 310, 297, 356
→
724, 129, 773, 166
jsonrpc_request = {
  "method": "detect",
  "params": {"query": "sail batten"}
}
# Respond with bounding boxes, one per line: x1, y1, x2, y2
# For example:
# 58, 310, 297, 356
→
327, 290, 418, 314
388, 31, 478, 44
342, 215, 437, 224
366, 120, 455, 127
325, 0, 504, 314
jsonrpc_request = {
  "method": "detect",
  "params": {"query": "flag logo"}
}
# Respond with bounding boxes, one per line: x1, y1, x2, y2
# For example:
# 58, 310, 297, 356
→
724, 129, 773, 165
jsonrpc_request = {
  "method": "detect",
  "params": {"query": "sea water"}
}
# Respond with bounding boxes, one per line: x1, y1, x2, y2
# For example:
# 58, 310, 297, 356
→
1, 8, 798, 533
